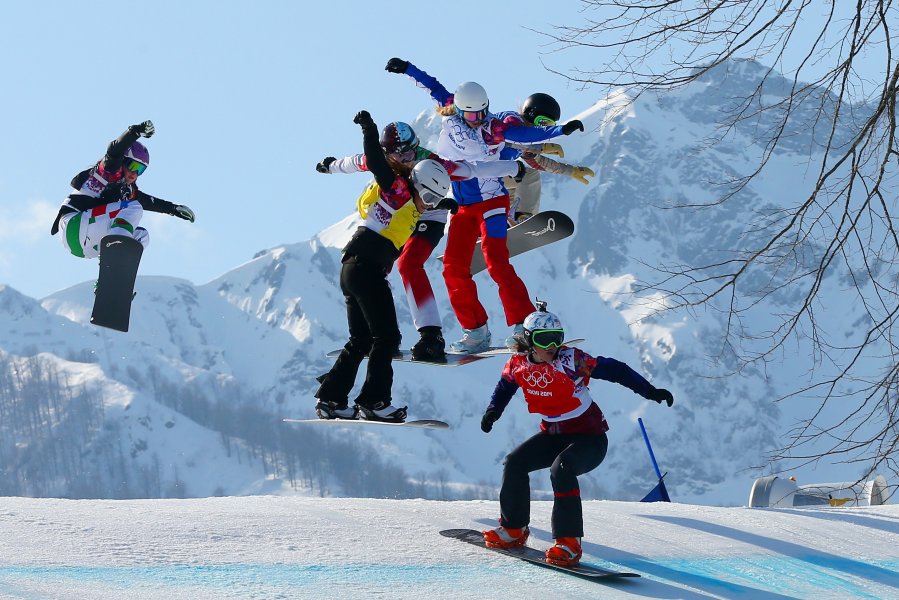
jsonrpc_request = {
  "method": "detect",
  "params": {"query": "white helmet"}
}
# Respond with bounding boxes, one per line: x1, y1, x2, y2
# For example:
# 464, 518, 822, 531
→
522, 303, 564, 349
411, 159, 450, 208
453, 81, 489, 112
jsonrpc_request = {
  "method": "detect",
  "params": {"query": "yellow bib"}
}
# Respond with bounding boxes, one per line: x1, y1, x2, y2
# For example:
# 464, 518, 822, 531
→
356, 181, 421, 250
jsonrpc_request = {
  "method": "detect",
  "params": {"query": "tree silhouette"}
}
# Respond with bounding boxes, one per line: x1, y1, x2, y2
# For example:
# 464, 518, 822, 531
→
543, 1, 899, 484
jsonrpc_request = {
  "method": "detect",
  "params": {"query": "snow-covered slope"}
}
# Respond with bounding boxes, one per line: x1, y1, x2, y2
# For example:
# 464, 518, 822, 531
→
1, 58, 893, 505
0, 497, 897, 599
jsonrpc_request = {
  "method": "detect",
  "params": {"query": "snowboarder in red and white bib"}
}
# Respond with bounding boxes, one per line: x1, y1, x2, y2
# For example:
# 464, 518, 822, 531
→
480, 302, 675, 567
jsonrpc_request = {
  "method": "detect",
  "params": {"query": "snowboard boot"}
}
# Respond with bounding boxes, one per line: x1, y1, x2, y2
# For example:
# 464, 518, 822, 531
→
411, 326, 447, 362
511, 212, 533, 225
357, 400, 408, 423
545, 537, 582, 567
504, 323, 525, 349
483, 525, 530, 549
449, 324, 491, 354
315, 400, 358, 420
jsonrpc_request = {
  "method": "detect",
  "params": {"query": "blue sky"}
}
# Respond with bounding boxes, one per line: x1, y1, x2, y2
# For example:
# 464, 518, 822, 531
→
0, 1, 601, 298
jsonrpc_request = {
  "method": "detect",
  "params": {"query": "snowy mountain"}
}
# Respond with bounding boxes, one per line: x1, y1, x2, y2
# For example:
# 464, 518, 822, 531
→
1, 496, 898, 599
0, 59, 890, 505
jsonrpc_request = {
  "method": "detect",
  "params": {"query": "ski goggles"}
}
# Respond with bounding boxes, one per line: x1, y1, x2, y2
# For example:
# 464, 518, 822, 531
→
533, 115, 557, 127
458, 108, 487, 124
530, 329, 564, 349
123, 160, 147, 176
418, 188, 444, 208
390, 146, 418, 163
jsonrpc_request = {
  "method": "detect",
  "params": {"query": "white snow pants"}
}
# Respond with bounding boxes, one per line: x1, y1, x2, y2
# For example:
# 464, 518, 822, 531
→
58, 200, 149, 259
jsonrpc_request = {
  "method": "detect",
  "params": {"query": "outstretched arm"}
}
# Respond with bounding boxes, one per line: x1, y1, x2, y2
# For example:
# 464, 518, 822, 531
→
135, 191, 195, 222
354, 111, 396, 191
103, 121, 154, 171
591, 356, 674, 406
385, 57, 453, 107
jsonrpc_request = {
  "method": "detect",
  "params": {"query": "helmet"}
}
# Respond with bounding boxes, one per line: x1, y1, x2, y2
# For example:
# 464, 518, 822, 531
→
520, 93, 561, 125
124, 141, 150, 168
410, 159, 450, 208
453, 81, 489, 112
380, 122, 419, 159
522, 303, 564, 349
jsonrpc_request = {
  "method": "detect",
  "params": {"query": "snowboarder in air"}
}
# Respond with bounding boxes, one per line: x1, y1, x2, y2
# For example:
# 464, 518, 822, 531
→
314, 111, 524, 422
480, 302, 674, 566
317, 120, 508, 363
386, 57, 583, 353
50, 121, 195, 258
501, 93, 596, 225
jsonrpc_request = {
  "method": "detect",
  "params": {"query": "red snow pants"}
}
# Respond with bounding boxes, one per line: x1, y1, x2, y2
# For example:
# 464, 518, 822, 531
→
442, 195, 535, 329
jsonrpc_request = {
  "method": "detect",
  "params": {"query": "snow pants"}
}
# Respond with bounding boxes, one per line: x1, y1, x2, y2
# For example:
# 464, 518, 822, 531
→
397, 219, 446, 331
442, 195, 534, 329
504, 167, 542, 222
498, 431, 608, 539
58, 200, 148, 259
316, 235, 402, 409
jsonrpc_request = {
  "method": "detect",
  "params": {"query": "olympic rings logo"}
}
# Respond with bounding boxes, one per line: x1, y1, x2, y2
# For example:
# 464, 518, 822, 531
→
523, 371, 553, 389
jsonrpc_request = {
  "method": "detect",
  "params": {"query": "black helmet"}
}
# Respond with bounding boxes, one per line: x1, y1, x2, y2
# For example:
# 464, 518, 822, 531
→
520, 93, 561, 125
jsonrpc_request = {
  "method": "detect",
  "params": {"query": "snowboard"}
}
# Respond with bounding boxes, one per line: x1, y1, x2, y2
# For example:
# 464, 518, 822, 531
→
90, 234, 143, 332
439, 529, 640, 580
465, 339, 586, 356
283, 418, 448, 429
437, 210, 575, 275
325, 349, 488, 367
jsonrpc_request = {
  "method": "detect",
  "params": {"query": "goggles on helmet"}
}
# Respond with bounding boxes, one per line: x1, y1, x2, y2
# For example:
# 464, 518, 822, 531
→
458, 108, 487, 124
124, 159, 147, 176
530, 329, 564, 349
533, 115, 557, 127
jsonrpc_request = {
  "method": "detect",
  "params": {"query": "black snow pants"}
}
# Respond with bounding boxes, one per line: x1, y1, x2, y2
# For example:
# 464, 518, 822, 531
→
316, 228, 401, 409
499, 431, 609, 538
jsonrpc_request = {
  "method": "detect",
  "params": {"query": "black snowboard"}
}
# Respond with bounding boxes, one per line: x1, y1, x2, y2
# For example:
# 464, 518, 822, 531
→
90, 234, 143, 332
439, 528, 640, 580
283, 418, 448, 429
326, 349, 488, 367
437, 210, 575, 275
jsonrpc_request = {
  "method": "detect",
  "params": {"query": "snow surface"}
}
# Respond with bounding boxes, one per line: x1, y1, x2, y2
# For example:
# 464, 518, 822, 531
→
1, 497, 898, 599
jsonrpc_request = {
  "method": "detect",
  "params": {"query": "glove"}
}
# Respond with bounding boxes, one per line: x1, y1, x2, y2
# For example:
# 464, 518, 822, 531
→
541, 143, 565, 157
385, 57, 409, 74
647, 387, 674, 407
561, 120, 584, 135
571, 166, 595, 185
316, 157, 336, 173
435, 197, 459, 214
480, 409, 500, 433
173, 204, 195, 223
130, 120, 155, 138
513, 160, 527, 183
353, 110, 376, 132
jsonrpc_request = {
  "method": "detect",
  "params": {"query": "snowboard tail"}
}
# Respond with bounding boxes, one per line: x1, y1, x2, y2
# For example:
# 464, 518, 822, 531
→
437, 210, 575, 275
90, 234, 143, 332
439, 528, 640, 580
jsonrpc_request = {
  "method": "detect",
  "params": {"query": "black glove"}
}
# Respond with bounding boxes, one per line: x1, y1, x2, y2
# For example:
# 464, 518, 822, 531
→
561, 120, 584, 135
385, 57, 409, 74
647, 387, 674, 407
353, 110, 376, 132
513, 160, 527, 183
316, 157, 336, 173
129, 120, 155, 138
481, 409, 500, 433
435, 197, 459, 214
173, 205, 195, 223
